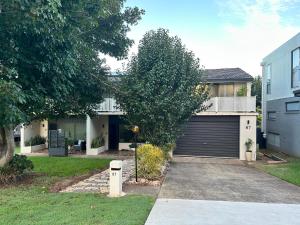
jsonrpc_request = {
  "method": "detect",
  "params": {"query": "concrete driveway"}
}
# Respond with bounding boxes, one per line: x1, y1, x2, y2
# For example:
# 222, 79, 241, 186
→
145, 157, 300, 225
159, 157, 300, 203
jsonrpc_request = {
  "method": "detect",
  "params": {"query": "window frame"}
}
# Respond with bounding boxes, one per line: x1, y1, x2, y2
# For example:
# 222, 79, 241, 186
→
267, 111, 277, 120
286, 101, 300, 112
266, 64, 271, 94
291, 47, 300, 88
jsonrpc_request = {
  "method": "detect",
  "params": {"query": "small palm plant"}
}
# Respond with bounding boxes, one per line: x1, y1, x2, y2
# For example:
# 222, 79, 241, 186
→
245, 138, 253, 152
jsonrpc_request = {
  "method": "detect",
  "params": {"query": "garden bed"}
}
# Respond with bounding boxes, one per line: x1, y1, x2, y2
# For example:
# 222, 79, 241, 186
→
86, 146, 106, 155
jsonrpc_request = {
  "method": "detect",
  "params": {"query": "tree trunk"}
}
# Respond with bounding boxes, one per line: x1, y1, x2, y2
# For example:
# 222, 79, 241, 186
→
0, 126, 15, 167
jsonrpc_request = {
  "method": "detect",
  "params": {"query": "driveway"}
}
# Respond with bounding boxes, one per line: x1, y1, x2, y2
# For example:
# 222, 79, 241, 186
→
159, 157, 300, 203
145, 157, 300, 225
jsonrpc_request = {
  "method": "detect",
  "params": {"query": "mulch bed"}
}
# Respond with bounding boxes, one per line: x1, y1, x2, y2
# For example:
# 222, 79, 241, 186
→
0, 172, 39, 188
126, 162, 170, 187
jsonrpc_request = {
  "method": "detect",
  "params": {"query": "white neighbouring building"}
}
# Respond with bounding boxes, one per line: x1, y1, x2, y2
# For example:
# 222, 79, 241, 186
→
261, 32, 300, 157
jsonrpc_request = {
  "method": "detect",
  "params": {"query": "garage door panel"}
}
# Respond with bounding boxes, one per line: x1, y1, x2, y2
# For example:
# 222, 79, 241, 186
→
175, 116, 240, 158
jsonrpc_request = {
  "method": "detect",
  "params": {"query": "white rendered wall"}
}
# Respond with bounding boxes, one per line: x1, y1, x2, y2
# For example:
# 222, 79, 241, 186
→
86, 115, 109, 152
21, 120, 47, 153
239, 115, 257, 160
262, 33, 300, 132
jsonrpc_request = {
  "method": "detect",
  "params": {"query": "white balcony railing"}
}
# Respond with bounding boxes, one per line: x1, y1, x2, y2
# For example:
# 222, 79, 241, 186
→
96, 98, 120, 112
96, 96, 256, 113
204, 96, 256, 112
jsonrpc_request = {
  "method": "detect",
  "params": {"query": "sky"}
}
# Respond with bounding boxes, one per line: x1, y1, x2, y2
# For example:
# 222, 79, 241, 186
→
104, 0, 300, 76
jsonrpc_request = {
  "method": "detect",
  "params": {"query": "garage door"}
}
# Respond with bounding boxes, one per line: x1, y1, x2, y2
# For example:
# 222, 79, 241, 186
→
174, 116, 240, 157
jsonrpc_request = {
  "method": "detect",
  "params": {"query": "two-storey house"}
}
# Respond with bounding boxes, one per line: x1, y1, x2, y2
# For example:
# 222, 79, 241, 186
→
20, 68, 257, 160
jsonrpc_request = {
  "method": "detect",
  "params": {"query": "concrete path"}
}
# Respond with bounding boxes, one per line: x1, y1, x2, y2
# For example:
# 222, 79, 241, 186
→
145, 198, 300, 225
61, 159, 134, 193
159, 157, 300, 203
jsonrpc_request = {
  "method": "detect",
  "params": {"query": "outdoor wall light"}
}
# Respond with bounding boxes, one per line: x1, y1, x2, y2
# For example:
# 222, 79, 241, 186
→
247, 120, 250, 125
131, 125, 140, 134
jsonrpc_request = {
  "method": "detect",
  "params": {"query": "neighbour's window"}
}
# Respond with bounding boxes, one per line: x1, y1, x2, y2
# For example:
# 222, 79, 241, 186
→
266, 64, 271, 94
286, 101, 300, 112
267, 111, 276, 120
292, 48, 300, 88
268, 133, 280, 147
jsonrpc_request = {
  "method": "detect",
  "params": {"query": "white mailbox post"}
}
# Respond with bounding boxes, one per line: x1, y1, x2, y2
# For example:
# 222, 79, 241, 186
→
109, 160, 125, 197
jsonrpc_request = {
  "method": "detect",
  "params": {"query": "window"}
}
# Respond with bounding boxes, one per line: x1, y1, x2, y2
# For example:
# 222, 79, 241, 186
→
292, 48, 300, 88
267, 111, 276, 120
266, 64, 271, 94
268, 133, 280, 147
286, 101, 300, 112
218, 84, 234, 97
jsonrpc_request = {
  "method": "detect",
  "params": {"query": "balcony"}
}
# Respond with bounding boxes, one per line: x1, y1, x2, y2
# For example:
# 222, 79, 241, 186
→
96, 96, 256, 114
96, 98, 121, 113
204, 96, 256, 112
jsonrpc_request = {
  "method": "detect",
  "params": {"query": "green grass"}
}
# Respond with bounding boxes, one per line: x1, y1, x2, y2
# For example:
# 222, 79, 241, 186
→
28, 157, 111, 177
15, 146, 20, 154
0, 187, 154, 225
0, 157, 154, 225
258, 156, 300, 186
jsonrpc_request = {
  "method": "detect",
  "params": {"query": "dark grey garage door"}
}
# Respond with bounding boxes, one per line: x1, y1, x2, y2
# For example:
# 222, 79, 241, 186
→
175, 116, 240, 157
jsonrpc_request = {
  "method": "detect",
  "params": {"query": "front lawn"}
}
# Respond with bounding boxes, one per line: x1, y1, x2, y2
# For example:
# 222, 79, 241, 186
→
0, 157, 154, 225
258, 155, 300, 186
0, 187, 153, 225
29, 157, 111, 177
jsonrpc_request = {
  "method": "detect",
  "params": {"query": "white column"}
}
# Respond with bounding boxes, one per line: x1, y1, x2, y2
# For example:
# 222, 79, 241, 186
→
215, 97, 219, 112
20, 124, 25, 153
86, 115, 92, 154
239, 115, 257, 161
246, 82, 251, 97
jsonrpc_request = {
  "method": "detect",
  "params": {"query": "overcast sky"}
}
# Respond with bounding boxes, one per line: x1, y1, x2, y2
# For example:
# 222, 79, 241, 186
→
104, 0, 300, 76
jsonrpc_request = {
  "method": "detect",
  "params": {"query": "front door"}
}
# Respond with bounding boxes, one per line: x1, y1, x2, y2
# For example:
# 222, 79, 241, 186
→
109, 116, 119, 150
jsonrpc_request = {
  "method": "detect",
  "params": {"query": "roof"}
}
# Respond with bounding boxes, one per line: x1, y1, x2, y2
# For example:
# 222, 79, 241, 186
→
204, 68, 253, 83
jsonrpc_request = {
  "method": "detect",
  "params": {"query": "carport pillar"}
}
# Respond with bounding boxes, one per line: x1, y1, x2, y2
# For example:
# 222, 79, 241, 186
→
239, 115, 257, 161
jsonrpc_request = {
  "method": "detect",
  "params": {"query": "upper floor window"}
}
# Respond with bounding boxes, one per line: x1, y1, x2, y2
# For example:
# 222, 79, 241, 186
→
218, 84, 234, 97
266, 64, 271, 94
292, 48, 300, 88
286, 101, 300, 112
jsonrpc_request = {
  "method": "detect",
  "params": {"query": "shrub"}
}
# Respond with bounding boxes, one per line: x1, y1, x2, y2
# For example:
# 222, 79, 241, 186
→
25, 135, 46, 146
0, 155, 34, 184
137, 144, 165, 180
91, 135, 105, 148
161, 143, 176, 159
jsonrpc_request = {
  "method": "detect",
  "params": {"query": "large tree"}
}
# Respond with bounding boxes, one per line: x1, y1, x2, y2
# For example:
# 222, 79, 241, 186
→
0, 0, 143, 166
116, 29, 209, 147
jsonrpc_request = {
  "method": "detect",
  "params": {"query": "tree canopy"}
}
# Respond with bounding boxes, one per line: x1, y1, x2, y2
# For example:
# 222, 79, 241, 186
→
0, 0, 144, 166
116, 29, 209, 147
251, 75, 262, 107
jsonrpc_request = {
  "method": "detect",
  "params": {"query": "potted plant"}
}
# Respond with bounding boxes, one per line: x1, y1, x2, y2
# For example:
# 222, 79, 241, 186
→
23, 135, 46, 153
87, 135, 106, 155
245, 138, 253, 161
